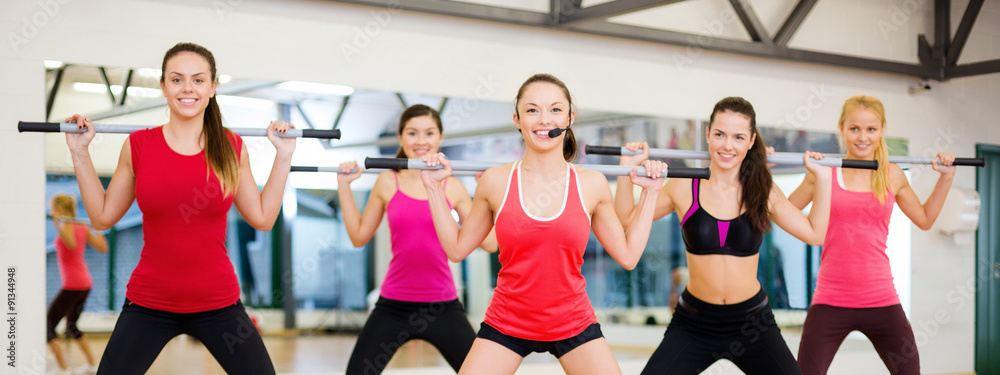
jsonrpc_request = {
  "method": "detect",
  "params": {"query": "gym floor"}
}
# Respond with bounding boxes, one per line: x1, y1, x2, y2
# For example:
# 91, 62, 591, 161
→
48, 327, 966, 375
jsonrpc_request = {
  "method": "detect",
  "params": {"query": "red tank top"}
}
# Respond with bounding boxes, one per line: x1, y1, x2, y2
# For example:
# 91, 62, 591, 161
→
485, 162, 595, 341
812, 167, 900, 308
55, 224, 92, 290
127, 126, 241, 313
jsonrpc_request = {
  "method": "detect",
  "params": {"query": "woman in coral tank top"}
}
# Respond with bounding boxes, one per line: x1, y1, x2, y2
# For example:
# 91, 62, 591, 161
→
337, 104, 496, 375
419, 73, 668, 375
790, 95, 955, 375
63, 42, 295, 374
47, 193, 107, 375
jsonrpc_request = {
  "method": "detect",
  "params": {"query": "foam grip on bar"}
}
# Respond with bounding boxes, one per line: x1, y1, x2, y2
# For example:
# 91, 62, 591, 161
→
301, 129, 341, 139
953, 158, 985, 167
365, 157, 410, 170
17, 121, 61, 133
840, 159, 879, 170
290, 166, 319, 172
585, 145, 624, 156
665, 167, 711, 179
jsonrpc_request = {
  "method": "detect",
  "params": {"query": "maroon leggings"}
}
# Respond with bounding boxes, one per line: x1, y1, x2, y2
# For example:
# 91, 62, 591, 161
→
797, 304, 919, 375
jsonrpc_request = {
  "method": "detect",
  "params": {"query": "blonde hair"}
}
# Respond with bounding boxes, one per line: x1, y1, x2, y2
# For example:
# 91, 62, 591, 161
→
839, 95, 890, 205
50, 193, 77, 217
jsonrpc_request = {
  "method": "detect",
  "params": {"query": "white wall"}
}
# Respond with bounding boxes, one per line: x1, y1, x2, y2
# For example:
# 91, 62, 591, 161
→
1, 0, 998, 373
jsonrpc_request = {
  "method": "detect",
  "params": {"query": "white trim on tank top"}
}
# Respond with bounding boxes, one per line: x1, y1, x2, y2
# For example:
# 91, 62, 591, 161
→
517, 161, 570, 222
495, 161, 518, 224
570, 164, 591, 225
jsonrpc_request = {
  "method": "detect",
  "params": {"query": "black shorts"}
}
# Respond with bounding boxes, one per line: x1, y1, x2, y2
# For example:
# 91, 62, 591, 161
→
477, 322, 603, 358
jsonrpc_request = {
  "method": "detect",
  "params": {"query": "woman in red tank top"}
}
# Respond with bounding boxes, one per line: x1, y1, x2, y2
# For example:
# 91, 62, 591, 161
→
46, 193, 107, 375
419, 74, 668, 375
63, 43, 294, 374
789, 96, 956, 375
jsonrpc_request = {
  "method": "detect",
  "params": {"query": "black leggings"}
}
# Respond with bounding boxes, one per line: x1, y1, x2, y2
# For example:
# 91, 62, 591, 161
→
641, 289, 802, 375
47, 289, 90, 342
797, 304, 919, 375
96, 299, 274, 375
345, 297, 475, 375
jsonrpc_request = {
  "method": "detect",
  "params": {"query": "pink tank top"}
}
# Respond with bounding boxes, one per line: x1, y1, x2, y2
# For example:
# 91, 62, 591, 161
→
380, 173, 457, 302
55, 224, 92, 290
486, 162, 595, 341
812, 167, 900, 308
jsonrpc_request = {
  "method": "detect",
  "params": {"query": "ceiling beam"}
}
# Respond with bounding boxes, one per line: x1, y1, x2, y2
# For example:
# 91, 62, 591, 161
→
329, 0, 549, 26
566, 21, 935, 77
728, 0, 770, 44
945, 59, 1000, 79
946, 0, 984, 66
558, 0, 684, 26
773, 0, 816, 46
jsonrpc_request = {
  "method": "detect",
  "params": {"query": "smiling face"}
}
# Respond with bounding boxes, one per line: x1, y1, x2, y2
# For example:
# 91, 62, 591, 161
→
707, 109, 756, 170
839, 106, 884, 159
513, 82, 574, 152
397, 115, 442, 159
160, 51, 217, 121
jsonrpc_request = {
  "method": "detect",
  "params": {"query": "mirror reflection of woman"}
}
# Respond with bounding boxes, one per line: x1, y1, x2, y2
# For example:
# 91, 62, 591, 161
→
47, 193, 107, 375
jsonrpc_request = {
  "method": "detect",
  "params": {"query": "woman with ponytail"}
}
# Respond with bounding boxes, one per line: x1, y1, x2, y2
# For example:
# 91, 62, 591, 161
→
616, 97, 832, 374
337, 105, 496, 375
420, 74, 667, 374
790, 96, 955, 375
64, 42, 293, 374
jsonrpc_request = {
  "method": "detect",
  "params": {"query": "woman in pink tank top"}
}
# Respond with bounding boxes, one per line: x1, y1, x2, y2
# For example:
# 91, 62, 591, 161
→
63, 43, 294, 374
789, 95, 956, 375
337, 105, 496, 375
46, 193, 107, 374
420, 74, 668, 375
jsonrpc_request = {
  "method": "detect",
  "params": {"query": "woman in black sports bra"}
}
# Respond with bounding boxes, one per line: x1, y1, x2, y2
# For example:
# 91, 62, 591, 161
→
615, 97, 833, 375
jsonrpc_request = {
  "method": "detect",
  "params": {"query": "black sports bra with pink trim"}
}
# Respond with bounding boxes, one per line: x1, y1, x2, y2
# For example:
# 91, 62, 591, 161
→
680, 179, 762, 257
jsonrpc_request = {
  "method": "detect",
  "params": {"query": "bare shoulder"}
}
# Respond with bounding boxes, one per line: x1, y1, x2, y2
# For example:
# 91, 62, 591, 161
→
573, 165, 610, 187
479, 163, 512, 185
887, 162, 908, 191
665, 177, 689, 194
370, 171, 396, 199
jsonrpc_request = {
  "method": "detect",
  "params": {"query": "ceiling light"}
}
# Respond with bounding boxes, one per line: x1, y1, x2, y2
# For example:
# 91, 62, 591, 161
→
276, 81, 354, 96
216, 95, 275, 110
72, 82, 161, 98
43, 60, 64, 69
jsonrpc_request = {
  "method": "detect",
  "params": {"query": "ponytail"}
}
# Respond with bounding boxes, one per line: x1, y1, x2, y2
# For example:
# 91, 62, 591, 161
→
563, 127, 578, 162
203, 96, 239, 197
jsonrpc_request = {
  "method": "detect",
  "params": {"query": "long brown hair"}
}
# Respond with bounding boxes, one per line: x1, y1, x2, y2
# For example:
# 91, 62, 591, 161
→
394, 105, 443, 158
161, 42, 238, 197
709, 97, 772, 233
839, 95, 890, 205
515, 74, 577, 162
